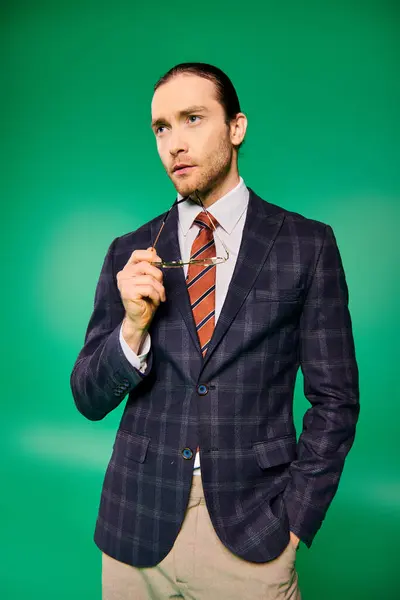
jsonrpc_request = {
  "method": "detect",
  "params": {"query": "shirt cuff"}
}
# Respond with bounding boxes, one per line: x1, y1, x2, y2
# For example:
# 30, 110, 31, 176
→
118, 325, 151, 373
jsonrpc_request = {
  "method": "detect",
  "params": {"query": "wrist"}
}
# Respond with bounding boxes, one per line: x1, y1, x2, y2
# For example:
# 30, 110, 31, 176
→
290, 531, 300, 549
121, 318, 148, 354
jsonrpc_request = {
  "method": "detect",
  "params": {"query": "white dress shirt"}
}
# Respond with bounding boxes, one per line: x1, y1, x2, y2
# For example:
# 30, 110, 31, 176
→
119, 176, 250, 473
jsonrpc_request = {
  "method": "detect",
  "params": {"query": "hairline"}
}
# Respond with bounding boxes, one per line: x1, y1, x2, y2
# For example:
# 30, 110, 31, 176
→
153, 71, 234, 123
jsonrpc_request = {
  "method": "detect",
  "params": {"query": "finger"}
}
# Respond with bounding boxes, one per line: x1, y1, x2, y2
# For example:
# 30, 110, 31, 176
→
121, 274, 165, 300
147, 247, 163, 266
130, 284, 162, 307
120, 261, 164, 282
126, 248, 162, 266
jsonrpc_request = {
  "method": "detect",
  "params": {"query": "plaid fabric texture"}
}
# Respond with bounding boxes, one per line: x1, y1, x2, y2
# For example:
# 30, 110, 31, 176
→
70, 188, 360, 568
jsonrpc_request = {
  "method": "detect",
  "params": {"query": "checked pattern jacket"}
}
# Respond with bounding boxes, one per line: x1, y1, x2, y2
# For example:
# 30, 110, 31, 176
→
70, 188, 360, 568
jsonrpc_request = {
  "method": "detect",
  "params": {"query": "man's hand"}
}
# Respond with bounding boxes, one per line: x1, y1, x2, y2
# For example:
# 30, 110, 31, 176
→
290, 531, 300, 549
117, 247, 165, 353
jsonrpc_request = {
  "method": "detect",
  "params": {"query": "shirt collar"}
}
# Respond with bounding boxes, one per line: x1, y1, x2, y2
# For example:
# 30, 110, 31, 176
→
177, 176, 249, 236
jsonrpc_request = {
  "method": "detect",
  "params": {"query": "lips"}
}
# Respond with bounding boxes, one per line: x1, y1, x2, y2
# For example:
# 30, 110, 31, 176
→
173, 164, 195, 173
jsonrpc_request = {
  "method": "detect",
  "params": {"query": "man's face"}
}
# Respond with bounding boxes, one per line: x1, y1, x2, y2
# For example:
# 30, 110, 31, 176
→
151, 74, 236, 198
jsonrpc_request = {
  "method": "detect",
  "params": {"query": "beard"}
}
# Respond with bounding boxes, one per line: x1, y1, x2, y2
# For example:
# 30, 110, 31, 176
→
168, 134, 234, 201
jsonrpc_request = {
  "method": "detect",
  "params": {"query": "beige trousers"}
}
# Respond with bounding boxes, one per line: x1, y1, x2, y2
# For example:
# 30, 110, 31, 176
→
102, 473, 302, 599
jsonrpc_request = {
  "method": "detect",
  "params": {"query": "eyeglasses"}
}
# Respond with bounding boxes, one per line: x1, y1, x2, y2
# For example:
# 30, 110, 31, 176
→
150, 189, 230, 268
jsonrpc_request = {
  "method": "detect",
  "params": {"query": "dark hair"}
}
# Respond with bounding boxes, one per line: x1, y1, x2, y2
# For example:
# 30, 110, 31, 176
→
154, 62, 244, 151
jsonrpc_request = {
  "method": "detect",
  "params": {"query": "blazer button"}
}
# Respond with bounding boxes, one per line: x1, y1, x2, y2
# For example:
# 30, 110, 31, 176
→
197, 384, 209, 396
182, 448, 193, 459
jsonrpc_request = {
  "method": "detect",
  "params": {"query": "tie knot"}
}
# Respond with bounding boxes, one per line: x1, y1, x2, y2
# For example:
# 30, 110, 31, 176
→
193, 210, 219, 231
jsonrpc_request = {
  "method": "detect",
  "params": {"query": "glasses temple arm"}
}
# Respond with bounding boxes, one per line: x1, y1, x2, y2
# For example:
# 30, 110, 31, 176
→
151, 196, 190, 251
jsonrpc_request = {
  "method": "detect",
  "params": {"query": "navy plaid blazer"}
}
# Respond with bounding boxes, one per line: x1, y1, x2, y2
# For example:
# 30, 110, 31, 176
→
70, 188, 360, 568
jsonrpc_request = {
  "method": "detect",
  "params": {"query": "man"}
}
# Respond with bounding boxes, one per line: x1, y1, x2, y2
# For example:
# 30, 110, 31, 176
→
70, 62, 360, 599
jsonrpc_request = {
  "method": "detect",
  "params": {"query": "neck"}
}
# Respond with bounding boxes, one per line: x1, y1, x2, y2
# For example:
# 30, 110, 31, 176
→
195, 166, 241, 208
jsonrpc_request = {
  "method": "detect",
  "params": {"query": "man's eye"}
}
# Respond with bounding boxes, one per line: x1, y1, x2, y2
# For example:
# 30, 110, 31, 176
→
156, 126, 166, 134
188, 115, 201, 123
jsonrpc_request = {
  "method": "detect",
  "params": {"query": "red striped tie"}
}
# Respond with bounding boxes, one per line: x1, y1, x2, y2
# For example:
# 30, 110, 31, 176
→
186, 211, 219, 357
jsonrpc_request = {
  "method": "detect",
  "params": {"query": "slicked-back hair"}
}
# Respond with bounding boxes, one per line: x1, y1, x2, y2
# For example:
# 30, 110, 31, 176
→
154, 62, 244, 151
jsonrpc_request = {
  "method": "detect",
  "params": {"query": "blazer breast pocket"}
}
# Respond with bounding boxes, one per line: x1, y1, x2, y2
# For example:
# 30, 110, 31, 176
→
253, 287, 305, 303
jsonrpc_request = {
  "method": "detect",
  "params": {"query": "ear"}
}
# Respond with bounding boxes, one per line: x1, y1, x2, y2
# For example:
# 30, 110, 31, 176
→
230, 113, 247, 146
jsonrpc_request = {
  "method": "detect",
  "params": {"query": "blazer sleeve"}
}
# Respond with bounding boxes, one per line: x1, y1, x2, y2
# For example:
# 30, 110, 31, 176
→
283, 224, 360, 547
70, 237, 153, 421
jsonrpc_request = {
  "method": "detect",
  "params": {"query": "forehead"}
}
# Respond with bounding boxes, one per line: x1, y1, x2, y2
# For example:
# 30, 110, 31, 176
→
151, 73, 220, 117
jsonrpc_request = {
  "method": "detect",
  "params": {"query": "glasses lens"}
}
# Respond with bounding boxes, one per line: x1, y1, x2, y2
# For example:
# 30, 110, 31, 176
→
150, 256, 226, 268
189, 257, 222, 265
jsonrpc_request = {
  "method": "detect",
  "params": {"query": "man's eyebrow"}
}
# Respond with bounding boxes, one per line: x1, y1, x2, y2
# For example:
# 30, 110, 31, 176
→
151, 105, 209, 129
179, 105, 209, 116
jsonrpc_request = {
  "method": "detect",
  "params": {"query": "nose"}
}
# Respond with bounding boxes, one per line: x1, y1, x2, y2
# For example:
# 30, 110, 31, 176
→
168, 128, 188, 157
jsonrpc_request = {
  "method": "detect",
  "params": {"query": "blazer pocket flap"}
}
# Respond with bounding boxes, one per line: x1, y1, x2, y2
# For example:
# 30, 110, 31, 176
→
114, 429, 150, 464
253, 435, 297, 469
254, 288, 304, 302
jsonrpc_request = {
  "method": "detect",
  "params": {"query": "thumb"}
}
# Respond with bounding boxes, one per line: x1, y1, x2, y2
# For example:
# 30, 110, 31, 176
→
147, 246, 162, 263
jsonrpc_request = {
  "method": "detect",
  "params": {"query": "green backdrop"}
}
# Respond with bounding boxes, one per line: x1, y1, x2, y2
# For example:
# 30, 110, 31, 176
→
1, 1, 399, 599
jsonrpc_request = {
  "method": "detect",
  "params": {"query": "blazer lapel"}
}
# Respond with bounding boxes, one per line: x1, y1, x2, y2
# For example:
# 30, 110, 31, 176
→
200, 188, 285, 370
150, 188, 285, 365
